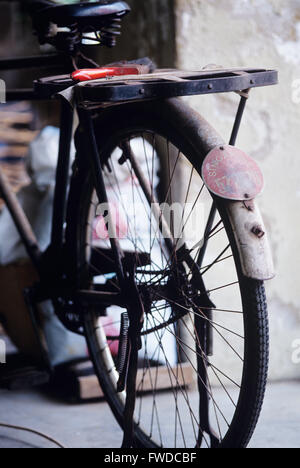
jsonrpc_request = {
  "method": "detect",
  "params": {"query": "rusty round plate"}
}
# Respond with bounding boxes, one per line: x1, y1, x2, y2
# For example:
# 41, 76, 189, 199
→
201, 145, 264, 201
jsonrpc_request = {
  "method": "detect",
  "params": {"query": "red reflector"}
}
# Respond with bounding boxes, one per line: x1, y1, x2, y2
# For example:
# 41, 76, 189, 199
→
71, 66, 142, 82
202, 145, 264, 201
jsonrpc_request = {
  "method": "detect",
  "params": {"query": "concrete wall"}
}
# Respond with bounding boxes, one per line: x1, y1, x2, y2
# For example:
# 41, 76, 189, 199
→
175, 0, 300, 380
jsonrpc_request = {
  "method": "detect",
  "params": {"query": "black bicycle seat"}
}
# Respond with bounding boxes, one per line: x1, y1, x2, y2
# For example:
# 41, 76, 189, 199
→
27, 1, 131, 51
29, 1, 130, 28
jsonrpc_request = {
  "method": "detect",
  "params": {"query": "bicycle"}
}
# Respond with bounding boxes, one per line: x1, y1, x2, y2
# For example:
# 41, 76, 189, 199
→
0, 0, 278, 449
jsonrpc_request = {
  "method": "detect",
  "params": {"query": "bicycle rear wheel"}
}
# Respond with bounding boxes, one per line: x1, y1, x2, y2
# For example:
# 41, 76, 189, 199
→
66, 99, 269, 448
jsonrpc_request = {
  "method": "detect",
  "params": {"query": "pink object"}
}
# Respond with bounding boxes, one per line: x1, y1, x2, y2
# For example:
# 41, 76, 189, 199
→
93, 202, 128, 240
202, 145, 264, 201
100, 317, 119, 357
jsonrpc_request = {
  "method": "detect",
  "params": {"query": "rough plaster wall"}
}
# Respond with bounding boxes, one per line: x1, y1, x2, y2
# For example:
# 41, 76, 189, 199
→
175, 0, 300, 380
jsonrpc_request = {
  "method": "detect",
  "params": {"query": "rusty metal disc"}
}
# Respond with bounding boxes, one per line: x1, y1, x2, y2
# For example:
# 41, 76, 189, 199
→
201, 145, 264, 201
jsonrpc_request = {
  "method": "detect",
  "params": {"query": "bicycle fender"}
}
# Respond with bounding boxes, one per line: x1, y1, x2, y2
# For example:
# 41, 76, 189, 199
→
201, 144, 274, 280
225, 199, 275, 281
162, 102, 275, 281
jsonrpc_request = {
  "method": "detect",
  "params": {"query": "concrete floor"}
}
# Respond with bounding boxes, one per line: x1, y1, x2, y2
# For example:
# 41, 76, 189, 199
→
0, 381, 299, 448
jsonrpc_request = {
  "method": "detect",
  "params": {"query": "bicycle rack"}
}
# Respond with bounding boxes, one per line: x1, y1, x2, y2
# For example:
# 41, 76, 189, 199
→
34, 67, 278, 103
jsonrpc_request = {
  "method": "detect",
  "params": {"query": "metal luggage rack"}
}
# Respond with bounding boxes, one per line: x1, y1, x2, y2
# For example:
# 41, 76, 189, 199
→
34, 67, 278, 104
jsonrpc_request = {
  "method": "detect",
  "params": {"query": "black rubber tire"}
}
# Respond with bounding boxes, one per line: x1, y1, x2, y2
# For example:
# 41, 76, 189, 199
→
66, 98, 269, 448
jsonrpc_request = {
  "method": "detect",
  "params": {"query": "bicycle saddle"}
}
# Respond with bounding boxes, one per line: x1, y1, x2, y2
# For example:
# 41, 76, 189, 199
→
28, 1, 130, 28
27, 1, 130, 51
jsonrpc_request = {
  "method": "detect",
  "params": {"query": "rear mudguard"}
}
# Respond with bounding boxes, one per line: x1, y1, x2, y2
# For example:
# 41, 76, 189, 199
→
72, 98, 275, 281
200, 143, 274, 281
169, 98, 275, 282
170, 98, 275, 282
225, 199, 275, 280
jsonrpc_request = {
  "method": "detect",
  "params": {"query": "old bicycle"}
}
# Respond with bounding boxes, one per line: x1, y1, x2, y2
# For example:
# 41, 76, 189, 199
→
0, 0, 277, 448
